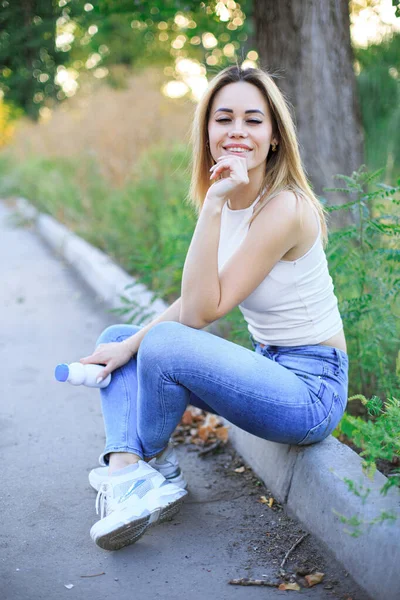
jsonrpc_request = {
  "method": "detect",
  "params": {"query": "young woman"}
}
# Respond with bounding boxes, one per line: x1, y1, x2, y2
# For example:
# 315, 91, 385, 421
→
81, 65, 348, 551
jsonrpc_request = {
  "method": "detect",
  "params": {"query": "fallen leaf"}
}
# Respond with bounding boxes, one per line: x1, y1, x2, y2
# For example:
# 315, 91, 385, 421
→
64, 584, 74, 589
181, 410, 193, 425
197, 426, 212, 441
305, 572, 325, 587
268, 497, 274, 508
234, 466, 245, 473
259, 496, 269, 504
215, 426, 229, 442
204, 414, 220, 428
278, 582, 301, 591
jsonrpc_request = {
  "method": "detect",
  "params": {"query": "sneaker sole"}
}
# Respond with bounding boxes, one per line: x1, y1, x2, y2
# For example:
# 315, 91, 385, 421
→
91, 512, 153, 551
91, 496, 185, 551
158, 495, 186, 524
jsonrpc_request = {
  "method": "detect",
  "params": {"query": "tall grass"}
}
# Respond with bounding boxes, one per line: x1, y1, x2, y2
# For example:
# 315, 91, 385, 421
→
6, 68, 193, 188
0, 145, 195, 306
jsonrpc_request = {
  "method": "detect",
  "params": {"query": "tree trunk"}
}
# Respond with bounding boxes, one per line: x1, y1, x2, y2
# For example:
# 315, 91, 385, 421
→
253, 0, 364, 226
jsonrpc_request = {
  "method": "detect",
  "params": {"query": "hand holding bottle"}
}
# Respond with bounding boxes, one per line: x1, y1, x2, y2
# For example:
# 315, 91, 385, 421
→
55, 362, 112, 388
79, 337, 138, 383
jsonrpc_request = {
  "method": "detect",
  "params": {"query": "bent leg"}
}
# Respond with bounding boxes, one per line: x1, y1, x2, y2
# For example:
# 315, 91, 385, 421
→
96, 324, 144, 464
136, 321, 323, 457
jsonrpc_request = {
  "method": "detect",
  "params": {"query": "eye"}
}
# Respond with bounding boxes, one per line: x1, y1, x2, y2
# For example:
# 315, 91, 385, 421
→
216, 118, 231, 123
247, 119, 262, 124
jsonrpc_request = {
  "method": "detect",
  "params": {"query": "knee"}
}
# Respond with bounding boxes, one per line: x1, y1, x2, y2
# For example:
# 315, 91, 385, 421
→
138, 321, 188, 359
96, 324, 142, 346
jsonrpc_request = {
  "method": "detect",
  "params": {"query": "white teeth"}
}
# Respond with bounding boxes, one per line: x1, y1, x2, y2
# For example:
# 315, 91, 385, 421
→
224, 147, 250, 153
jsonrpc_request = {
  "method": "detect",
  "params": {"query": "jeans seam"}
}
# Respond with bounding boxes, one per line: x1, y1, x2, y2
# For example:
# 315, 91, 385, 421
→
112, 334, 134, 448
154, 373, 169, 446
163, 369, 312, 408
297, 392, 338, 445
102, 445, 143, 455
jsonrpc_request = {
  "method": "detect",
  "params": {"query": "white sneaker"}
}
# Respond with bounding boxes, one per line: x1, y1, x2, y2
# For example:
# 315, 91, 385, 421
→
89, 445, 187, 491
90, 460, 187, 551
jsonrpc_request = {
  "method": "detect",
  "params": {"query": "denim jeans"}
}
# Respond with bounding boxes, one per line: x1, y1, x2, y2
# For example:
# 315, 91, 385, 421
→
95, 321, 349, 465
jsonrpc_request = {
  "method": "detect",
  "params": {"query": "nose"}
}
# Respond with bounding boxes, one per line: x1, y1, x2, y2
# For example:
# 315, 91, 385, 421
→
228, 120, 248, 138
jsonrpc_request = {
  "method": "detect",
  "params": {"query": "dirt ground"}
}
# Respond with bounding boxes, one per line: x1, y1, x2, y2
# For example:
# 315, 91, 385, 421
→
174, 437, 372, 600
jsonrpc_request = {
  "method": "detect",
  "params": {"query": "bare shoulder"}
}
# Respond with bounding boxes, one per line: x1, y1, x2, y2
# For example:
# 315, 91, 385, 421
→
252, 190, 319, 260
258, 190, 317, 224
252, 190, 303, 231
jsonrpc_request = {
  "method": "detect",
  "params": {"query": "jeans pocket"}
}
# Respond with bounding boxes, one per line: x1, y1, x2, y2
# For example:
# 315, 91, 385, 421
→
296, 388, 340, 446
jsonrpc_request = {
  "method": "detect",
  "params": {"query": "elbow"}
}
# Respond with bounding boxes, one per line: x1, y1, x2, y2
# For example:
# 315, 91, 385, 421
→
179, 307, 212, 330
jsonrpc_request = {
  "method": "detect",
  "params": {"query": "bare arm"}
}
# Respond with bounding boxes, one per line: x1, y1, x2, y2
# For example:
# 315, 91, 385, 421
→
80, 295, 208, 380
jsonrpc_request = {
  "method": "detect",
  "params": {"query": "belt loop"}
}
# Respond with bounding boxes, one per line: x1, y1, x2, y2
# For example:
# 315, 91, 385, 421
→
333, 348, 342, 375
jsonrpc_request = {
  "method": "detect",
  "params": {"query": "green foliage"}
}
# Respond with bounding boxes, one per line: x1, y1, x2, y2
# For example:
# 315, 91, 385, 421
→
0, 0, 65, 120
1, 0, 252, 117
336, 394, 400, 493
355, 32, 400, 182
71, 0, 252, 71
323, 166, 400, 399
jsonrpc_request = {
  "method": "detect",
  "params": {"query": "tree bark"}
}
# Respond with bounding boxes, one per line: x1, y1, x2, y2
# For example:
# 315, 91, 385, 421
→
254, 0, 364, 226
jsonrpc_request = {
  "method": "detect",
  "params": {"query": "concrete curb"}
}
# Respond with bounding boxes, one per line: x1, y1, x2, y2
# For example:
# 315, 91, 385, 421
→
11, 197, 400, 600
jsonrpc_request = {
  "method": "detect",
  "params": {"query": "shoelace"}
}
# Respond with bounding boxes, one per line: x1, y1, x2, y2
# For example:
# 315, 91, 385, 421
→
95, 481, 112, 520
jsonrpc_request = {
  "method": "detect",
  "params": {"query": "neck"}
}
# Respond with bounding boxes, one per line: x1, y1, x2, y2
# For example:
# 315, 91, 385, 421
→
227, 172, 264, 210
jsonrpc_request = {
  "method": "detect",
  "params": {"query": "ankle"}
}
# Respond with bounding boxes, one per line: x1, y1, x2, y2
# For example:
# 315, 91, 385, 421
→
108, 452, 142, 475
144, 446, 169, 463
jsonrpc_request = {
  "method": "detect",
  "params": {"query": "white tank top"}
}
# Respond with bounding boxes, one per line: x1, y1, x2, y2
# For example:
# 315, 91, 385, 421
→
217, 194, 344, 346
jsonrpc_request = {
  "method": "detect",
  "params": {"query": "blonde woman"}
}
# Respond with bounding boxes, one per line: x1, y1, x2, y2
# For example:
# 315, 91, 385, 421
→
81, 65, 348, 551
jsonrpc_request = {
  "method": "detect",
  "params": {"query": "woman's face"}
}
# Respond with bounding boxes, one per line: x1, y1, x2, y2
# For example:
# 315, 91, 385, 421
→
207, 81, 276, 177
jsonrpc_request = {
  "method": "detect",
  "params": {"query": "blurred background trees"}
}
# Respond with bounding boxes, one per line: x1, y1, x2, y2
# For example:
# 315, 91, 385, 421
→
0, 1, 399, 401
1, 1, 399, 192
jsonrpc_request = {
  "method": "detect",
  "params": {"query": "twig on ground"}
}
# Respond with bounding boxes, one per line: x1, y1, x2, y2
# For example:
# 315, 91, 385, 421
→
280, 533, 309, 571
228, 578, 279, 587
198, 440, 222, 457
80, 572, 106, 578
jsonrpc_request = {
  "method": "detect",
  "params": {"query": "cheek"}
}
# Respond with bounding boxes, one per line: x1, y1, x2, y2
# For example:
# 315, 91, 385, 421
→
256, 134, 272, 154
208, 124, 219, 145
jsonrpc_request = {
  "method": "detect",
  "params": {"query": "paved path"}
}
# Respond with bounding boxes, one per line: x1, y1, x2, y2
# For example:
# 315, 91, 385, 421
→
0, 201, 365, 600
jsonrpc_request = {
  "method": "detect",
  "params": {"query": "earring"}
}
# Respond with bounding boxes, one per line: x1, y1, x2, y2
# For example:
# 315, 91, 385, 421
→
271, 142, 277, 152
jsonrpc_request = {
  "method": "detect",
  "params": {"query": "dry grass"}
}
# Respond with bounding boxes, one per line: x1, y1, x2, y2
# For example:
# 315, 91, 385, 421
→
7, 67, 194, 187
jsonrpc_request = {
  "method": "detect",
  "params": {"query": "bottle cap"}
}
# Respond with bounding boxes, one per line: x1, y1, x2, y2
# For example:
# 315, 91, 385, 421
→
55, 363, 69, 382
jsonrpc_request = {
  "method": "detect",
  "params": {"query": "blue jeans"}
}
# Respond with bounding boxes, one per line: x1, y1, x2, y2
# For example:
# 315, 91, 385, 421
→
95, 321, 349, 465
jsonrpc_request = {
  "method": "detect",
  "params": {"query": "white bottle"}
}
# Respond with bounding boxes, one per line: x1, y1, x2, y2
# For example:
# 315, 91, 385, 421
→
54, 362, 111, 388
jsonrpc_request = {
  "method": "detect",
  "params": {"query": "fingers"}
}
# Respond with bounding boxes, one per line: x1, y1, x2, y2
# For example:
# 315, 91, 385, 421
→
209, 155, 247, 178
80, 344, 106, 364
97, 366, 111, 382
79, 355, 96, 364
210, 165, 230, 180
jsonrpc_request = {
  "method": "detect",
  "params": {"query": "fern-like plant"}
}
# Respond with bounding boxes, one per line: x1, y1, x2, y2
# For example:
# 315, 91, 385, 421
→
323, 166, 400, 399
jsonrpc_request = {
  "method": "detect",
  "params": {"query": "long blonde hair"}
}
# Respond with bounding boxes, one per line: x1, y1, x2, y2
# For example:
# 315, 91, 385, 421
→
188, 65, 328, 246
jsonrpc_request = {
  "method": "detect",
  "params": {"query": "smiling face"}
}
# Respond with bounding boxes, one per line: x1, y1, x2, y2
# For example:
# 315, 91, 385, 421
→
207, 81, 277, 180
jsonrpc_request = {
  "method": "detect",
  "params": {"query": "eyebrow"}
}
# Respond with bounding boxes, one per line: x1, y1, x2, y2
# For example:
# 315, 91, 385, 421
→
214, 108, 265, 116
